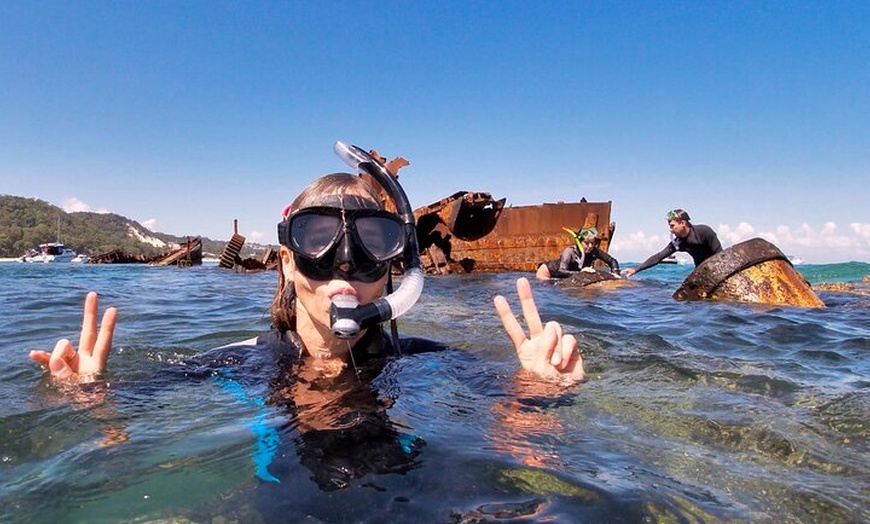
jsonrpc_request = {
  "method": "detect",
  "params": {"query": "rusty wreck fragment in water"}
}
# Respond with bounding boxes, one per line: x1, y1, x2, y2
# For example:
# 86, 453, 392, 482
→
674, 237, 825, 308
417, 198, 615, 274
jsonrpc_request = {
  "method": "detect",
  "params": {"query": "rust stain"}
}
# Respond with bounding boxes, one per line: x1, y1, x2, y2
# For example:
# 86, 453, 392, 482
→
711, 260, 825, 307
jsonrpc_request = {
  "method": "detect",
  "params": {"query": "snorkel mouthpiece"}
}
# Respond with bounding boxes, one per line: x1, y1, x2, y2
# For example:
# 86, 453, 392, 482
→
329, 140, 425, 338
330, 294, 392, 339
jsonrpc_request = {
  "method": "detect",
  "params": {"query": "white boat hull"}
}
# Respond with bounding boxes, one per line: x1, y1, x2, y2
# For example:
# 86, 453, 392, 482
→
20, 243, 77, 263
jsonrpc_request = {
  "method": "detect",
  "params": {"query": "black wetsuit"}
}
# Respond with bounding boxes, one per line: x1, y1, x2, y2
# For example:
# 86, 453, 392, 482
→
544, 246, 620, 279
216, 328, 445, 490
632, 224, 722, 273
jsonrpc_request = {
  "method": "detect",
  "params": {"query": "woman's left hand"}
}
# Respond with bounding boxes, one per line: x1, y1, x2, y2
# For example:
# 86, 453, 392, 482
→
493, 277, 584, 384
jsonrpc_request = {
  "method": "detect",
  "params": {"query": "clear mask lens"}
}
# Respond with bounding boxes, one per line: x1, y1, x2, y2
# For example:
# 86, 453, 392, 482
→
282, 207, 406, 282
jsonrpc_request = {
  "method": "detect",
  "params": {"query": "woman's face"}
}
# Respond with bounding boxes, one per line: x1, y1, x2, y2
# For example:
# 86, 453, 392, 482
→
582, 237, 596, 253
282, 246, 387, 333
280, 192, 390, 337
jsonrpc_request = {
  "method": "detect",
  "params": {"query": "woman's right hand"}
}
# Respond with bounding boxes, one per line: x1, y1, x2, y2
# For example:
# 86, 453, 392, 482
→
29, 292, 117, 382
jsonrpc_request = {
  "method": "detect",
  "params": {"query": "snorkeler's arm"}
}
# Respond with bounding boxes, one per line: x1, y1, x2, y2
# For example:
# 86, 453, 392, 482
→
493, 277, 584, 384
29, 292, 116, 382
596, 248, 621, 275
557, 247, 576, 272
622, 243, 676, 277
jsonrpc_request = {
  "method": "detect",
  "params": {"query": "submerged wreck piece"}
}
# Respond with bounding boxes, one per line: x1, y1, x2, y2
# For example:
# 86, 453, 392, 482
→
234, 246, 278, 273
673, 237, 825, 308
814, 275, 870, 297
149, 237, 203, 267
88, 237, 202, 266
219, 220, 247, 270
218, 219, 279, 273
87, 250, 156, 264
415, 191, 507, 274
557, 271, 638, 290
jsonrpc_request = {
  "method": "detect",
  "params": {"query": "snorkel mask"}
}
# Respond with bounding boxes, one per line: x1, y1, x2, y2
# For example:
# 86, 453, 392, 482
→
280, 198, 405, 284
563, 226, 597, 251
278, 141, 424, 340
666, 209, 690, 222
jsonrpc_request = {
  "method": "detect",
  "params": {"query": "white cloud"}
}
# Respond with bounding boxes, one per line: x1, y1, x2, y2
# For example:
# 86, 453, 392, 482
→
61, 197, 110, 214
724, 221, 870, 262
820, 222, 837, 236
851, 222, 870, 241
62, 197, 91, 212
142, 218, 157, 231
718, 221, 755, 244
248, 230, 264, 243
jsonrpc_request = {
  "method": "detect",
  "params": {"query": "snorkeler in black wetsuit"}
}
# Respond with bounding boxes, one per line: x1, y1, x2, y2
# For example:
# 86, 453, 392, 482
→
537, 227, 620, 280
622, 209, 722, 277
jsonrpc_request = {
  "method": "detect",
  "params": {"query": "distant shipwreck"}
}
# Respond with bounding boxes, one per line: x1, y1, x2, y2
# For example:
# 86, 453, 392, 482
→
87, 237, 203, 267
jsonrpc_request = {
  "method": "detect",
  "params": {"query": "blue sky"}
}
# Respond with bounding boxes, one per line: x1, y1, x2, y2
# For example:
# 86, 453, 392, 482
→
1, 1, 867, 264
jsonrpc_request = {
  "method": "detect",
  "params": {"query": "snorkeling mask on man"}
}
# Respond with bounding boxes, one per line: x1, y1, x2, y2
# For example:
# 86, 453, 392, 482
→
666, 209, 690, 222
277, 141, 424, 340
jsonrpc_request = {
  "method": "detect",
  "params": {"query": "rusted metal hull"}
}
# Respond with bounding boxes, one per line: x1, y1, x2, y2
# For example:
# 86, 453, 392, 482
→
673, 237, 825, 308
149, 237, 203, 267
414, 191, 507, 274
417, 200, 614, 274
88, 237, 202, 266
87, 250, 157, 264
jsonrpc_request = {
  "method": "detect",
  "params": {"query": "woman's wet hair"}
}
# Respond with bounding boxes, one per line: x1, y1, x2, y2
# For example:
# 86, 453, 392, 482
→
270, 173, 384, 333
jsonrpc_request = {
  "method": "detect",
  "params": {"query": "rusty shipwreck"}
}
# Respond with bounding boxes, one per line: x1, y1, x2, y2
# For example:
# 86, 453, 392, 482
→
88, 237, 203, 267
415, 195, 615, 275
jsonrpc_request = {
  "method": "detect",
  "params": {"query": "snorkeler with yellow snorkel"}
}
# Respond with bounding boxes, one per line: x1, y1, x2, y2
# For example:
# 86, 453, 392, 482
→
535, 226, 621, 280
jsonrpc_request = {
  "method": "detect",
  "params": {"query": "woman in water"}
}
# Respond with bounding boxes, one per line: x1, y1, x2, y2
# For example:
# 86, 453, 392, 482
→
536, 227, 621, 280
27, 143, 583, 491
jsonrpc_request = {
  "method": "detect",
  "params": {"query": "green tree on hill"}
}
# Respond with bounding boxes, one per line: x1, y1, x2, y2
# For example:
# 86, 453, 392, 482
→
0, 195, 231, 258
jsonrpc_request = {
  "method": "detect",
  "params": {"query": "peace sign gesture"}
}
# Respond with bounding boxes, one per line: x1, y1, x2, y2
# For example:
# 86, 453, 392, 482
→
493, 277, 584, 384
29, 292, 117, 382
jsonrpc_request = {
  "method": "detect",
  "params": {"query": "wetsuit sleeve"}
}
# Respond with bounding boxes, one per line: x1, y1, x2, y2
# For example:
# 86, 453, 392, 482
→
557, 247, 577, 272
632, 243, 676, 273
595, 248, 620, 273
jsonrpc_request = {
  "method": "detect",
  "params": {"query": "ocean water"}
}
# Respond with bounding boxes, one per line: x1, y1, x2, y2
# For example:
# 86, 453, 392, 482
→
0, 261, 867, 523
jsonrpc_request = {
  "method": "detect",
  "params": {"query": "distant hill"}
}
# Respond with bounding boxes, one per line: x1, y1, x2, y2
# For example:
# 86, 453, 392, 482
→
0, 195, 269, 259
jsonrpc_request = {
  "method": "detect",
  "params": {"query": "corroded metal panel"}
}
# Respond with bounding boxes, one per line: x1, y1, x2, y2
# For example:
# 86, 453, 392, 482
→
445, 201, 614, 273
674, 237, 825, 308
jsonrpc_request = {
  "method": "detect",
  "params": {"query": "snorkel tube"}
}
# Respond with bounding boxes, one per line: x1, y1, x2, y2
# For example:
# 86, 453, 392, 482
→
563, 226, 583, 252
329, 141, 425, 339
562, 226, 586, 269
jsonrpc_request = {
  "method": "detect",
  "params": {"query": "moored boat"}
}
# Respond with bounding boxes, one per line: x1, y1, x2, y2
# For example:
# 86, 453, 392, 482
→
20, 242, 77, 263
